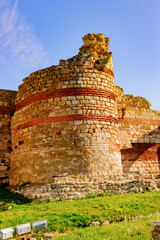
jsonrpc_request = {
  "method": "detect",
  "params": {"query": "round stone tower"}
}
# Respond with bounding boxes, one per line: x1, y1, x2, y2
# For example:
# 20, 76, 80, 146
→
9, 33, 122, 186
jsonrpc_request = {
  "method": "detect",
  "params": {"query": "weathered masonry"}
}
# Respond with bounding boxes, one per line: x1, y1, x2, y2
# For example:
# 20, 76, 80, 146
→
0, 90, 16, 185
0, 33, 159, 197
9, 33, 122, 186
116, 87, 160, 179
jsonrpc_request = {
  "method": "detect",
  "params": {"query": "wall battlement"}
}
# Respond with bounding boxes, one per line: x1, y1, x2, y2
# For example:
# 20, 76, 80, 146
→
0, 34, 160, 199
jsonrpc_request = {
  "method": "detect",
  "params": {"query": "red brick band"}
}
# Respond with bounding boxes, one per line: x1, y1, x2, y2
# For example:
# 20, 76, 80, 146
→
14, 114, 118, 132
0, 106, 15, 115
119, 117, 160, 126
15, 88, 116, 111
121, 143, 160, 161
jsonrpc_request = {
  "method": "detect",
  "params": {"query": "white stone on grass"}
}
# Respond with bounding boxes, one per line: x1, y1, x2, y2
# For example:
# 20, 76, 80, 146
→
91, 221, 101, 226
32, 219, 47, 232
15, 222, 31, 235
0, 228, 14, 239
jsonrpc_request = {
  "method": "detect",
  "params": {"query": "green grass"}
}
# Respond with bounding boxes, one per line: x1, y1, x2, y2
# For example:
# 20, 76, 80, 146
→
0, 187, 160, 235
55, 216, 158, 240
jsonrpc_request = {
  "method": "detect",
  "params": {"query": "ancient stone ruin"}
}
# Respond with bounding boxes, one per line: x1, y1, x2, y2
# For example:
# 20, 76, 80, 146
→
0, 33, 160, 199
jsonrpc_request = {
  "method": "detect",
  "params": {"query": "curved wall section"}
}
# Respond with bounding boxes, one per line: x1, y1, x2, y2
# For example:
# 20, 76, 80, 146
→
10, 34, 122, 186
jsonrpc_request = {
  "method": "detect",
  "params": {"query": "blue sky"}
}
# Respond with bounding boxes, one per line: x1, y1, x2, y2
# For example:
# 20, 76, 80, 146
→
0, 0, 159, 110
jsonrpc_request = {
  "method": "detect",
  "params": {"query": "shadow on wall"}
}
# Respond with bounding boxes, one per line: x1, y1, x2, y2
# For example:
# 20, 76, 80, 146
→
121, 127, 160, 179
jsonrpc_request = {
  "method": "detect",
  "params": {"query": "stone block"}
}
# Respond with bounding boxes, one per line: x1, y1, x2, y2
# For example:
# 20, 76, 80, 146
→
0, 228, 14, 239
32, 219, 47, 231
15, 223, 31, 235
0, 166, 7, 171
91, 221, 101, 226
43, 233, 55, 238
0, 171, 5, 178
150, 221, 160, 226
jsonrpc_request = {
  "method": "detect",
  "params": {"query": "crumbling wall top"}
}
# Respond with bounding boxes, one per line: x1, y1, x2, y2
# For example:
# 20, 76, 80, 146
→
116, 86, 160, 119
79, 33, 109, 54
116, 86, 151, 110
59, 33, 112, 74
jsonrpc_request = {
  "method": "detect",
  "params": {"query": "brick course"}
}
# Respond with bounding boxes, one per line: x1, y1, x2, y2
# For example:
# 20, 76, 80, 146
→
15, 87, 116, 111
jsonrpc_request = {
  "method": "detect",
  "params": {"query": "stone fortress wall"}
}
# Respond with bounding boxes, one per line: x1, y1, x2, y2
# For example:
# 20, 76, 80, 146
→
0, 33, 159, 196
116, 86, 160, 179
0, 90, 16, 185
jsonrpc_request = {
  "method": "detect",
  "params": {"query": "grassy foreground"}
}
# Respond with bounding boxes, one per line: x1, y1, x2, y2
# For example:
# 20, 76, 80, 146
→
55, 216, 159, 240
0, 187, 159, 238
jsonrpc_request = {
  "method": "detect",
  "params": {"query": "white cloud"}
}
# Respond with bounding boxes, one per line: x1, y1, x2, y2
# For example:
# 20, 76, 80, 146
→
8, 0, 18, 32
0, 0, 48, 76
